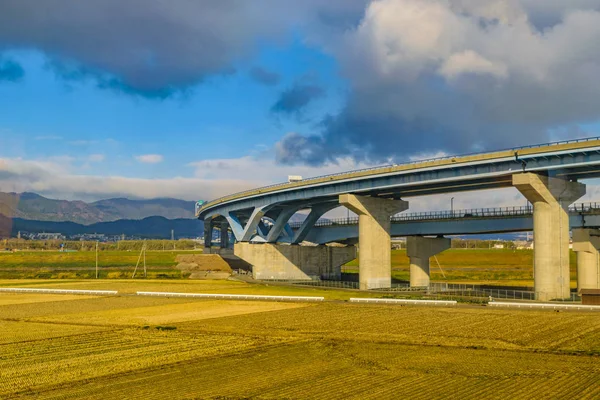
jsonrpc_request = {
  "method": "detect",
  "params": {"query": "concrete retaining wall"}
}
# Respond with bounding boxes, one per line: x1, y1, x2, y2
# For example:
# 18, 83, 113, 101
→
234, 243, 356, 280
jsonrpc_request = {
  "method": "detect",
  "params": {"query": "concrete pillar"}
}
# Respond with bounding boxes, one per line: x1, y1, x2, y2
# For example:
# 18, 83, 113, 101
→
203, 218, 214, 253
513, 173, 585, 300
406, 236, 451, 287
339, 194, 408, 289
219, 221, 229, 249
572, 229, 600, 293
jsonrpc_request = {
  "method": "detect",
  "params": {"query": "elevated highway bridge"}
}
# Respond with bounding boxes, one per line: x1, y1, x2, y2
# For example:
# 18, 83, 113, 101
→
198, 137, 600, 300
294, 203, 600, 243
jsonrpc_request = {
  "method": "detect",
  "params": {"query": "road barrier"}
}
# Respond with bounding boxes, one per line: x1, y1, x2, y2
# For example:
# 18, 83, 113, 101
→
0, 288, 118, 295
349, 298, 457, 306
488, 301, 600, 311
136, 291, 324, 302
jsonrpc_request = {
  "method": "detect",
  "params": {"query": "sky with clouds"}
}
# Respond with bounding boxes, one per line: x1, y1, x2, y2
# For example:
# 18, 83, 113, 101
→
2, 0, 600, 212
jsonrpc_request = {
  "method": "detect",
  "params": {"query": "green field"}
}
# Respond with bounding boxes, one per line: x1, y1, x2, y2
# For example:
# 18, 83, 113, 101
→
0, 248, 579, 288
0, 280, 598, 399
0, 250, 203, 279
344, 248, 577, 287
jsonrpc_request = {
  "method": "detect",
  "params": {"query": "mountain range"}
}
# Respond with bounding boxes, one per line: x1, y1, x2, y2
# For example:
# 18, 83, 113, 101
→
0, 214, 202, 239
0, 192, 197, 225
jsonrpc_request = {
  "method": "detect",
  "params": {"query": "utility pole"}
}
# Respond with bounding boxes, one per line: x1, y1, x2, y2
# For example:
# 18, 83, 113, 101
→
95, 241, 99, 279
143, 240, 147, 278
451, 197, 454, 217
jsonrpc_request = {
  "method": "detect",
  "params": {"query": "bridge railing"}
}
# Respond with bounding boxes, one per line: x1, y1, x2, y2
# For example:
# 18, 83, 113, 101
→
288, 202, 600, 228
198, 136, 600, 215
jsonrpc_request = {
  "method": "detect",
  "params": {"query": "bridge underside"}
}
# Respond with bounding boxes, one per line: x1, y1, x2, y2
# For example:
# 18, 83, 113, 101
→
301, 214, 600, 244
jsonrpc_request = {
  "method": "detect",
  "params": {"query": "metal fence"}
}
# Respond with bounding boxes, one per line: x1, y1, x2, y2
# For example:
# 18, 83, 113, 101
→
258, 279, 582, 302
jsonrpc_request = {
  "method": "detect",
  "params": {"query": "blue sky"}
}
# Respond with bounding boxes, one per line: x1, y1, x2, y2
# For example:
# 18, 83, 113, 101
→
3, 0, 600, 210
0, 42, 346, 180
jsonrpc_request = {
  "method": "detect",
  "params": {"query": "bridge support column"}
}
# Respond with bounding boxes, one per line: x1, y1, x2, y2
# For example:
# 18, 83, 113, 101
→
339, 194, 408, 290
292, 204, 338, 244
572, 229, 600, 293
220, 221, 230, 249
266, 206, 302, 243
203, 218, 214, 252
513, 173, 585, 301
407, 236, 451, 288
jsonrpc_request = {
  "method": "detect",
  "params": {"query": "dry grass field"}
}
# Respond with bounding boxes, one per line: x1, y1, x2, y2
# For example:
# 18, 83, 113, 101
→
0, 281, 598, 399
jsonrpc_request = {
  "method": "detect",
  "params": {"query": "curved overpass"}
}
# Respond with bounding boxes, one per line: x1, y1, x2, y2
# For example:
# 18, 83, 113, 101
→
199, 137, 600, 243
198, 137, 600, 300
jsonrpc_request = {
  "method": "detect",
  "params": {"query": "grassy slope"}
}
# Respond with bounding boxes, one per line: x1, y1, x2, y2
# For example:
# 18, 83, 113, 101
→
0, 290, 598, 399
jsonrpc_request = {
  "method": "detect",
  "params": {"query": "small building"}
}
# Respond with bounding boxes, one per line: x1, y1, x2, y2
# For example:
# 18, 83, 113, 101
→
36, 233, 64, 240
580, 289, 600, 305
493, 244, 504, 249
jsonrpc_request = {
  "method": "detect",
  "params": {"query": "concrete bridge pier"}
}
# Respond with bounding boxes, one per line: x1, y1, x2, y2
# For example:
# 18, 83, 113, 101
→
572, 228, 600, 293
513, 173, 585, 301
220, 221, 230, 249
339, 194, 408, 290
407, 236, 451, 288
203, 218, 214, 253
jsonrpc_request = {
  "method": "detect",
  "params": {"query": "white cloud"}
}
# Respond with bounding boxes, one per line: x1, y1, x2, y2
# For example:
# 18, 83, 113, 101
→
2, 154, 600, 217
135, 154, 163, 164
88, 154, 105, 162
189, 155, 375, 183
69, 140, 99, 146
439, 50, 508, 80
34, 135, 63, 141
278, 0, 600, 164
0, 157, 251, 201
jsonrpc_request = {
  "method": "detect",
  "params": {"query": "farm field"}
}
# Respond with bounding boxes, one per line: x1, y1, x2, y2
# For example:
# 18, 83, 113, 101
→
344, 249, 578, 287
0, 248, 576, 288
0, 250, 203, 279
0, 279, 374, 301
0, 284, 598, 399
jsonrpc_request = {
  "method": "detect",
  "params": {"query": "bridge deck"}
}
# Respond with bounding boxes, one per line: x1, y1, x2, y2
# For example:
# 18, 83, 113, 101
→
198, 137, 600, 219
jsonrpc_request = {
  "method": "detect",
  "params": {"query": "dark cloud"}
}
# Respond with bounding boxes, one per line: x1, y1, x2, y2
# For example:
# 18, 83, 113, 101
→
275, 132, 330, 165
47, 59, 191, 99
271, 83, 325, 116
0, 58, 24, 82
0, 0, 367, 98
0, 0, 281, 96
249, 66, 281, 86
276, 0, 600, 165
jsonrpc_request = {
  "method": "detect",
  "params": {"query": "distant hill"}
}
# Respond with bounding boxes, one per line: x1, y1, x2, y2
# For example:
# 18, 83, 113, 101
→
4, 216, 203, 239
91, 197, 196, 221
0, 192, 196, 224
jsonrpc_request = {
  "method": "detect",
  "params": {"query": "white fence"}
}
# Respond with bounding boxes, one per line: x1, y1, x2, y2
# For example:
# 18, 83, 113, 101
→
489, 301, 600, 311
136, 291, 324, 302
350, 298, 457, 306
0, 288, 118, 295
